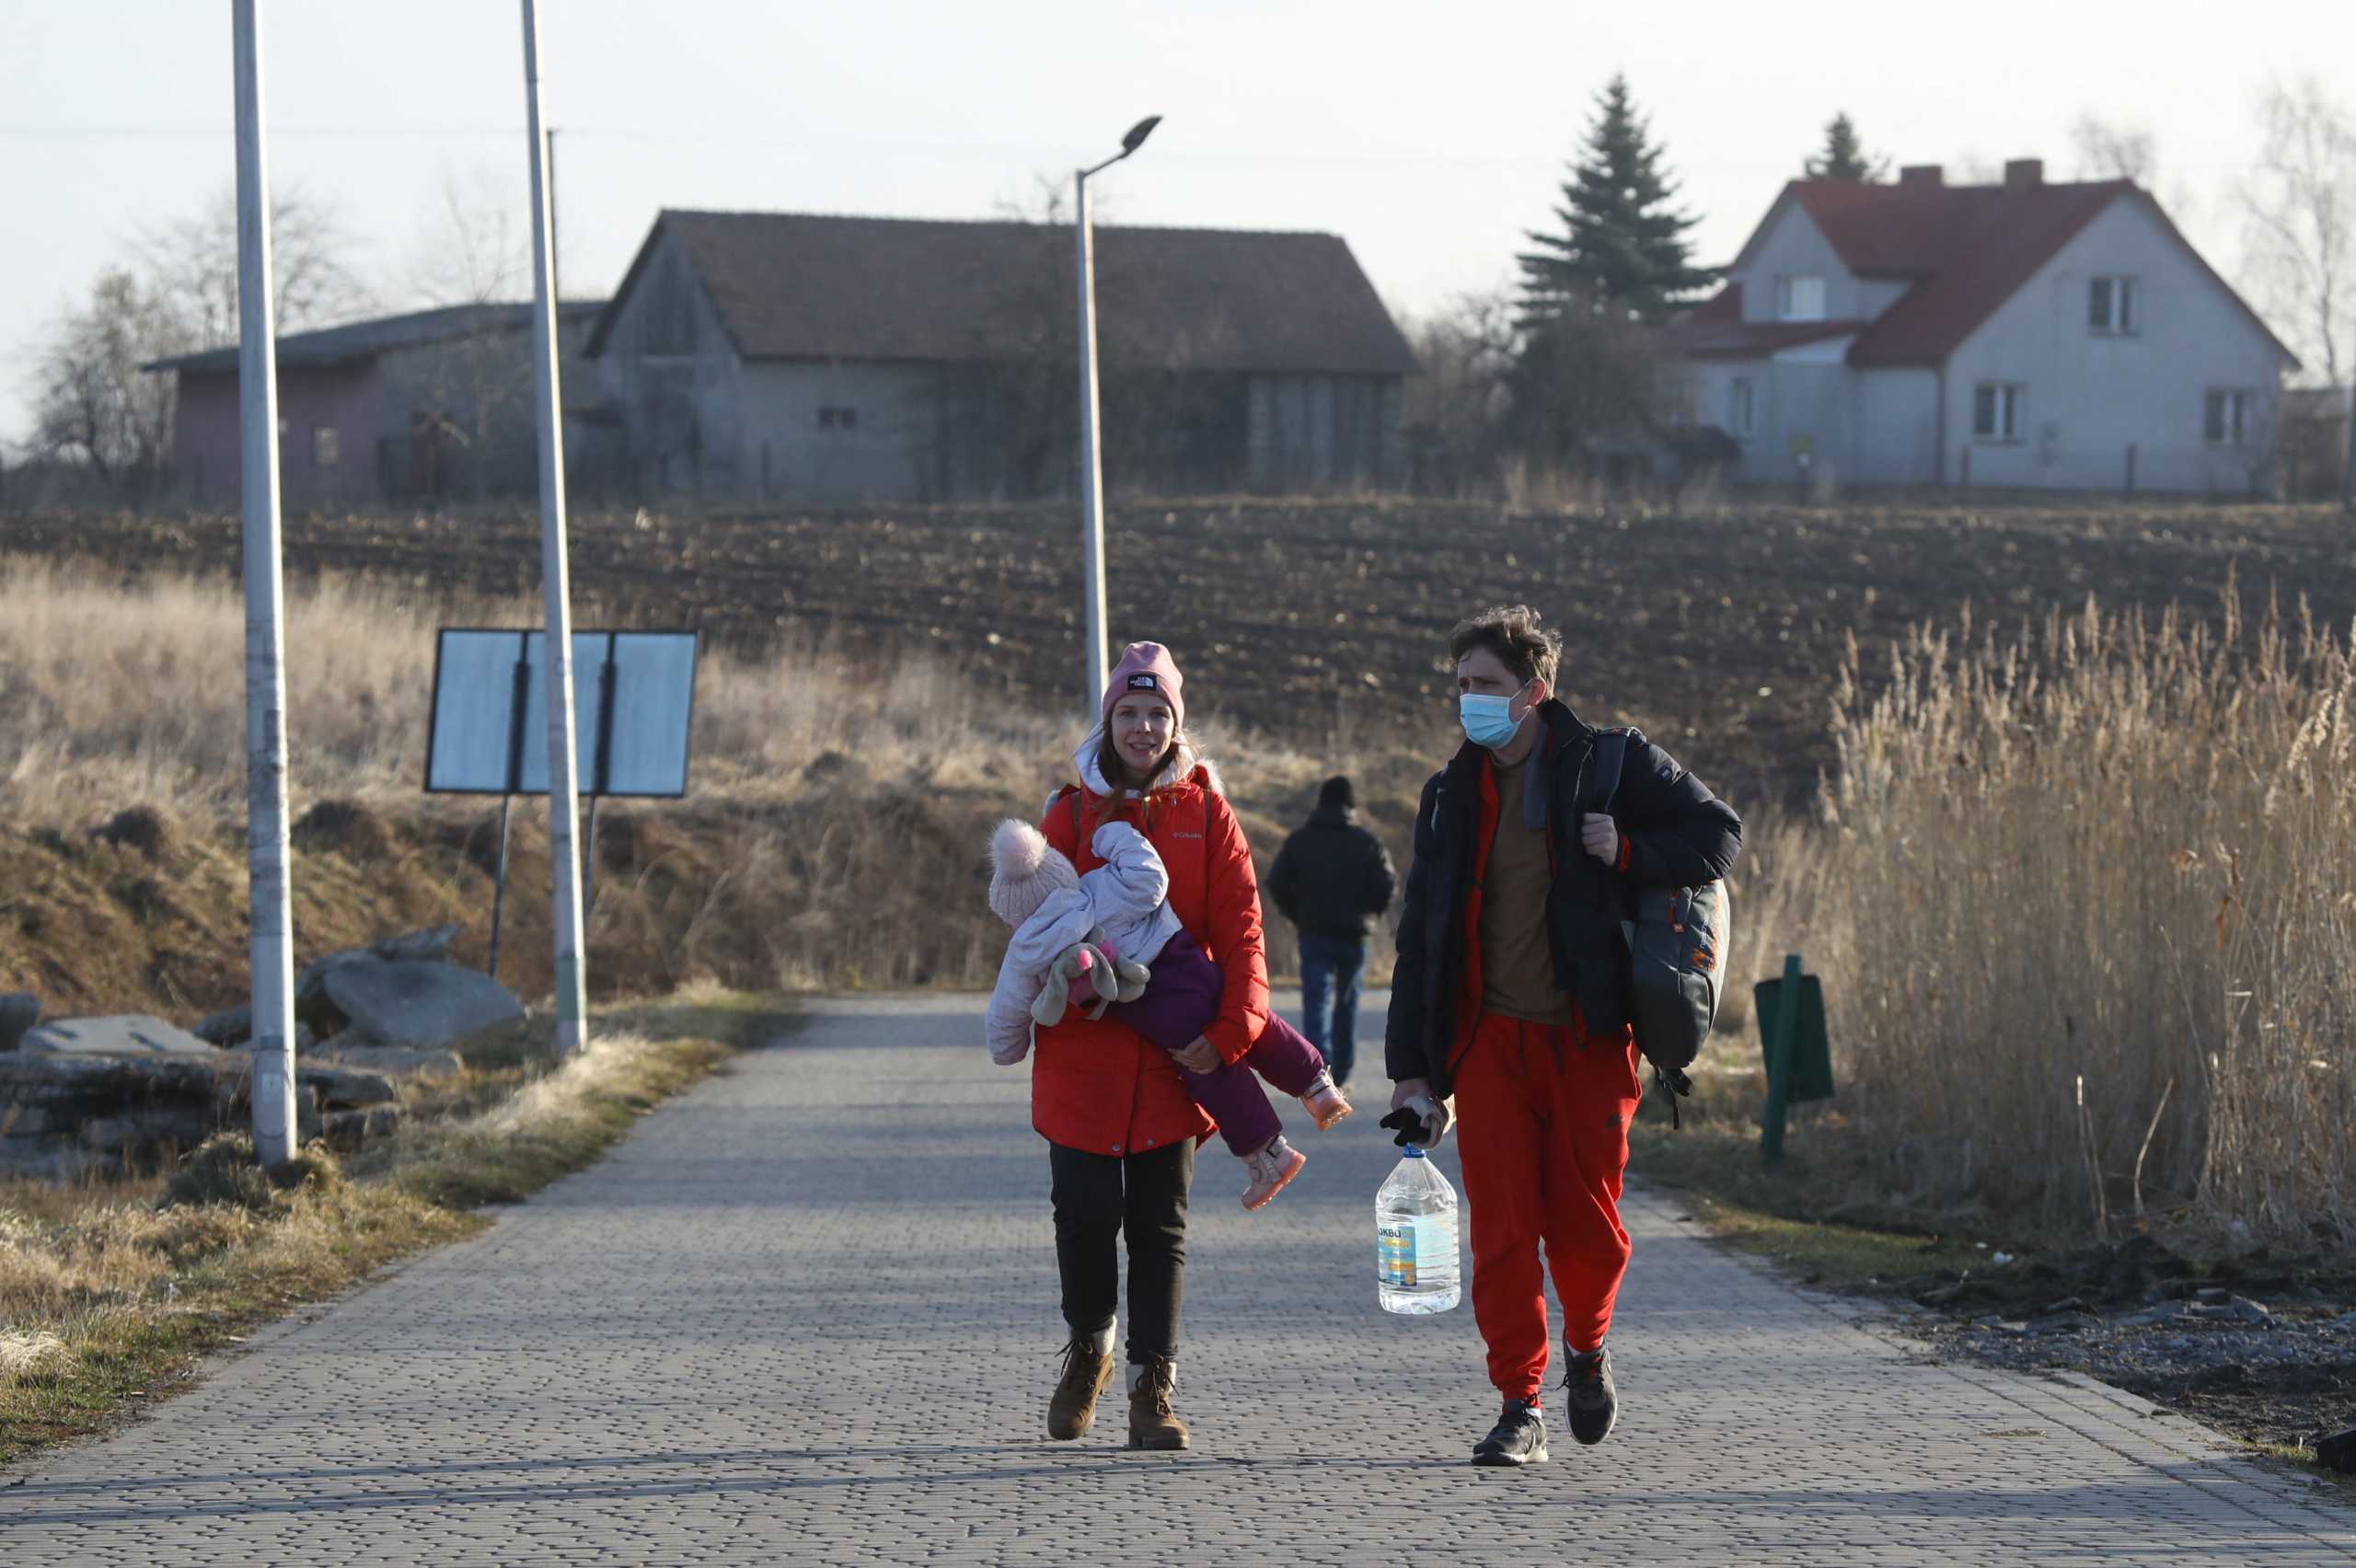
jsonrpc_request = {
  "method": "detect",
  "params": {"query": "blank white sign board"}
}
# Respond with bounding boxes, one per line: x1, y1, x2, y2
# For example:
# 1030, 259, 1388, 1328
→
426, 628, 698, 797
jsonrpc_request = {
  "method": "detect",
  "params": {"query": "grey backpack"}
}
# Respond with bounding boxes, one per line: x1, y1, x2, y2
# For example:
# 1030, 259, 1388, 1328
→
1587, 730, 1729, 1080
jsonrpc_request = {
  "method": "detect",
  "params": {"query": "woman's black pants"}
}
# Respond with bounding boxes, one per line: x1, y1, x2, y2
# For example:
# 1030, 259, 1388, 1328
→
1048, 1139, 1195, 1363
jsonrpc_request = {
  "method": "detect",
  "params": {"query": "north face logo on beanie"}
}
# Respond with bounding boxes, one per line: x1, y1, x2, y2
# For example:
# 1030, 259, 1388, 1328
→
1127, 674, 1160, 692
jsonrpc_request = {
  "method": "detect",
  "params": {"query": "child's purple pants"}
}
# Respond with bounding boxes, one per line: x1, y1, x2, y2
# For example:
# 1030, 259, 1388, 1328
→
1109, 929, 1326, 1158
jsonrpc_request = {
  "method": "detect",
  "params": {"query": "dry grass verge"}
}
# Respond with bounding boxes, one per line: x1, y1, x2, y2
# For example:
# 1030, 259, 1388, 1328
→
0, 989, 787, 1468
0, 559, 1380, 1014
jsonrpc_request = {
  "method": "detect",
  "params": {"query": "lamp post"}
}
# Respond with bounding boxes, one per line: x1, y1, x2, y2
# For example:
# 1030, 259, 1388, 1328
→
1075, 113, 1161, 713
231, 0, 298, 1164
521, 0, 589, 1055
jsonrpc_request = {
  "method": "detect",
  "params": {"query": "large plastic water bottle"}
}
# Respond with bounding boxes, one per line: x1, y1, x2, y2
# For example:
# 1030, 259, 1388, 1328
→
1376, 1145, 1461, 1314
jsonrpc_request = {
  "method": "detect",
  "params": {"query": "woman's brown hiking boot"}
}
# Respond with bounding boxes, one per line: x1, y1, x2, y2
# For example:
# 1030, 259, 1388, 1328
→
1126, 1355, 1191, 1450
1047, 1335, 1116, 1440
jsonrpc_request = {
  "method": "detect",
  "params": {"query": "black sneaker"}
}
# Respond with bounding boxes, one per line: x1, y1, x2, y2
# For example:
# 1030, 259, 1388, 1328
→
1472, 1398, 1549, 1467
1564, 1345, 1618, 1446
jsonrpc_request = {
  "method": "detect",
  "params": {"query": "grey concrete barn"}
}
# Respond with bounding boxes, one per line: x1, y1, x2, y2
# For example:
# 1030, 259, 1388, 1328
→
583, 210, 1417, 502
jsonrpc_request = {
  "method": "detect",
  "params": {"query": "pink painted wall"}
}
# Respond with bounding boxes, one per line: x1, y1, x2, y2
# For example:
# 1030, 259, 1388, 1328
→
171, 363, 385, 509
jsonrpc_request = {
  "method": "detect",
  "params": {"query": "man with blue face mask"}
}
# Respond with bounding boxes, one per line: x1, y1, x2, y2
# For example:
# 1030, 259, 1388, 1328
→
1382, 605, 1741, 1468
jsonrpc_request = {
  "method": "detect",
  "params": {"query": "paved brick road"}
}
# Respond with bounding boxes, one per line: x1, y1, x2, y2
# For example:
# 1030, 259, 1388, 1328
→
7, 995, 2353, 1565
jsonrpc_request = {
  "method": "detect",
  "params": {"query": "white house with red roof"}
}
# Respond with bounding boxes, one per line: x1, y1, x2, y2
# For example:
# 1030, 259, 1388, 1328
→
1663, 159, 2299, 492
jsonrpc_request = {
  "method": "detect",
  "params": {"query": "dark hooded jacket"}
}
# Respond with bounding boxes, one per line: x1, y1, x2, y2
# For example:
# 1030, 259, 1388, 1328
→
1383, 699, 1742, 1098
1265, 801, 1398, 943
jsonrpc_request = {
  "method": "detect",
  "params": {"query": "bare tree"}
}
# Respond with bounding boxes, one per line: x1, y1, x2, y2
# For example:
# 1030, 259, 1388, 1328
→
1502, 293, 1660, 470
29, 269, 179, 490
2070, 115, 2157, 183
137, 185, 371, 351
1400, 289, 1516, 494
379, 161, 540, 498
404, 161, 530, 307
2071, 112, 2208, 238
24, 187, 368, 499
2241, 75, 2356, 388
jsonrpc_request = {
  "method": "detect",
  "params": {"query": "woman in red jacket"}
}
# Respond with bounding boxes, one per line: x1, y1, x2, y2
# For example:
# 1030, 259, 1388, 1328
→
1034, 642, 1268, 1454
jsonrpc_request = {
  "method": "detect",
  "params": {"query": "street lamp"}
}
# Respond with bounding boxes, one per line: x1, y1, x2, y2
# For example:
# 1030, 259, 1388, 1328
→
1075, 114, 1161, 713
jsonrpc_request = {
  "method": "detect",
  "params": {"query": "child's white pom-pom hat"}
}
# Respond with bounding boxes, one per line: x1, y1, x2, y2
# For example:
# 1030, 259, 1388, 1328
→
988, 818, 1080, 928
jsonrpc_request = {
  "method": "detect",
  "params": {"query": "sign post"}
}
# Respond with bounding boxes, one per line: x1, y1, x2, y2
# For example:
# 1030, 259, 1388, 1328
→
427, 628, 699, 979
1755, 953, 1836, 1164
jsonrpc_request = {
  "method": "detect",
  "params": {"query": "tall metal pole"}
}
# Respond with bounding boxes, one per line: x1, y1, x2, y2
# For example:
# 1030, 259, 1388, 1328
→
547, 125, 560, 304
232, 0, 297, 1165
2341, 380, 2355, 515
1074, 167, 1111, 713
522, 0, 588, 1055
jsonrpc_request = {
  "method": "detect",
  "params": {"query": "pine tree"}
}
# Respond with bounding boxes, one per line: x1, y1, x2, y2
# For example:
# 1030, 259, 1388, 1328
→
1516, 75, 1715, 326
1804, 112, 1889, 182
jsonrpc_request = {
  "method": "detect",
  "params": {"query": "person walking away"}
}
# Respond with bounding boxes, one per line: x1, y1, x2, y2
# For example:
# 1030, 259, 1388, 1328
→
1382, 605, 1740, 1468
1266, 775, 1395, 1086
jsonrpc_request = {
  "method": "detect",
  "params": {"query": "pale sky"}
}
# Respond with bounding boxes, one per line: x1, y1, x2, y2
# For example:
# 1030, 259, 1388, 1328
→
6, 0, 2348, 444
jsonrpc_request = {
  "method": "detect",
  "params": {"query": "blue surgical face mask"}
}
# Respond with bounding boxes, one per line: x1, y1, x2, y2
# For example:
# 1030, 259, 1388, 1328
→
1460, 682, 1530, 749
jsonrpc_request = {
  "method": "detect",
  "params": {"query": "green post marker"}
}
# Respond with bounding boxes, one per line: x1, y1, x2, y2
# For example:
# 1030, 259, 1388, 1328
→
1762, 952, 1803, 1164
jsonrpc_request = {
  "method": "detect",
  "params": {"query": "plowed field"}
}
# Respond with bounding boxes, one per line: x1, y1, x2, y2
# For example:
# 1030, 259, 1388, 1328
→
12, 498, 2351, 804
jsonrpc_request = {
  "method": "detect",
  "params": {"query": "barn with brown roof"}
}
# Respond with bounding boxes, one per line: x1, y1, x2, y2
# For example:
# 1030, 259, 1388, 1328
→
584, 210, 1417, 502
1662, 159, 2299, 492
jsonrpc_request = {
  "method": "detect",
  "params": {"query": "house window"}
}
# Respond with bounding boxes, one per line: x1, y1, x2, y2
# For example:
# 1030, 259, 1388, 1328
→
1776, 275, 1826, 322
1729, 378, 1755, 437
313, 427, 340, 467
2089, 275, 2138, 335
2204, 388, 2251, 445
1972, 383, 2024, 442
817, 406, 859, 431
1657, 373, 1695, 431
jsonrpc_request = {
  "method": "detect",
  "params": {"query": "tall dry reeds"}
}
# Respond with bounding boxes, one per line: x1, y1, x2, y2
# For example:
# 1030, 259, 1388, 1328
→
1807, 589, 2355, 1242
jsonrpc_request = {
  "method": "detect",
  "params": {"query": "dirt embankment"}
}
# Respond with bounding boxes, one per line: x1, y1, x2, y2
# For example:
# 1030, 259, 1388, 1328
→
0, 768, 1417, 1027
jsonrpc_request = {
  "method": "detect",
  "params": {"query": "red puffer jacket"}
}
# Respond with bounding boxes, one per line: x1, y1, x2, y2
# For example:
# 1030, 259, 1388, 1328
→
1031, 765, 1269, 1157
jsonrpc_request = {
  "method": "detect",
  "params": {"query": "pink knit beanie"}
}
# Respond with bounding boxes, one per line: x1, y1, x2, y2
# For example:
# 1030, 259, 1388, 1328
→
1103, 641, 1184, 734
987, 819, 1080, 928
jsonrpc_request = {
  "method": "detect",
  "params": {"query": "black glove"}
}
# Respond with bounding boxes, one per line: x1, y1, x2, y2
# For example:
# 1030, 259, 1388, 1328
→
1650, 1064, 1693, 1130
1378, 1106, 1433, 1147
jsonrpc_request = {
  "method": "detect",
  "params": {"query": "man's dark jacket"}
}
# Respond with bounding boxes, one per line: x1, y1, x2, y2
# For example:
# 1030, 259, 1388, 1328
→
1383, 700, 1742, 1098
1266, 802, 1398, 943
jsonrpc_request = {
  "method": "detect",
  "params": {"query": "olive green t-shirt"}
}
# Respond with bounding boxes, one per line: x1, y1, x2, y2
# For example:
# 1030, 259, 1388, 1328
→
1478, 753, 1576, 1026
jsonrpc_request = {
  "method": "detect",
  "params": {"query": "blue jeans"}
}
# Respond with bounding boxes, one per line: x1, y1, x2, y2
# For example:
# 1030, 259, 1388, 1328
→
1297, 932, 1369, 1085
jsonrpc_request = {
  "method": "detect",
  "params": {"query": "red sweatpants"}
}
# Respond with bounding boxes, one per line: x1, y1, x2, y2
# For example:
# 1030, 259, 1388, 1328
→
1452, 1011, 1643, 1401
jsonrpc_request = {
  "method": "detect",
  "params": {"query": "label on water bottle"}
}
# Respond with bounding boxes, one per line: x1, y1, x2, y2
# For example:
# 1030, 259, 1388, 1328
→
1379, 1222, 1417, 1287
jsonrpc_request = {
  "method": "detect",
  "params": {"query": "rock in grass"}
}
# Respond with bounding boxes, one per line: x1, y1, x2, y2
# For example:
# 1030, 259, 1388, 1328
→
76, 1105, 217, 1152
2184, 1297, 2274, 1327
312, 1046, 464, 1079
322, 961, 523, 1050
0, 993, 39, 1052
209, 1056, 400, 1111
323, 1104, 403, 1142
194, 1005, 252, 1047
2114, 1305, 2192, 1328
371, 925, 461, 963
18, 1015, 217, 1056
